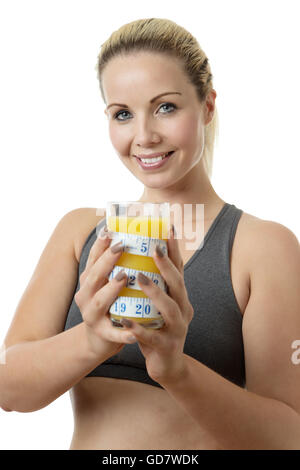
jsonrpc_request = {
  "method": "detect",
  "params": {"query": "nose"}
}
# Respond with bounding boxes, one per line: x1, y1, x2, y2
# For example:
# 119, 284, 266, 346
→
134, 117, 161, 147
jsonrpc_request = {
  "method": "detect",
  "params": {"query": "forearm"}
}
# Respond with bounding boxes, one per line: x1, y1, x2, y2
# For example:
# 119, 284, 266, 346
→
161, 354, 300, 450
0, 323, 108, 413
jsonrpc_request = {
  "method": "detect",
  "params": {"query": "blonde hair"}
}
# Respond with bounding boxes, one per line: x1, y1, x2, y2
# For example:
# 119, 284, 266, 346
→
95, 18, 219, 179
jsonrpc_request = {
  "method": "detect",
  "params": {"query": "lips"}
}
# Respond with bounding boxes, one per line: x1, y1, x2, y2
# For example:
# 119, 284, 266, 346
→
135, 151, 174, 160
135, 151, 175, 170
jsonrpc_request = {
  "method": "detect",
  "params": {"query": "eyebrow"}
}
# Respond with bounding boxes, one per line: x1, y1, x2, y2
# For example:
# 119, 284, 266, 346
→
106, 92, 182, 111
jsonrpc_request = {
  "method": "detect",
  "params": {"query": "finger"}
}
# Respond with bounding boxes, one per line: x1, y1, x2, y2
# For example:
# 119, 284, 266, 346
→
120, 317, 165, 348
78, 267, 128, 327
153, 244, 190, 316
84, 225, 113, 272
79, 240, 125, 304
166, 224, 184, 275
136, 272, 183, 330
96, 315, 138, 345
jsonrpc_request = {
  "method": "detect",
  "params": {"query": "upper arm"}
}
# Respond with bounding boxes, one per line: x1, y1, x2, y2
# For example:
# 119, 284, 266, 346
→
242, 220, 300, 413
3, 209, 87, 348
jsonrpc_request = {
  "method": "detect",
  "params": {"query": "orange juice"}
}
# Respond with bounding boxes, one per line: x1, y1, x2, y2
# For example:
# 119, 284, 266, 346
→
107, 213, 169, 327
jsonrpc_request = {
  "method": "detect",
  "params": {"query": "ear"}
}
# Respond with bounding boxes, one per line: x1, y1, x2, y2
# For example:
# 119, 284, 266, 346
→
204, 89, 217, 125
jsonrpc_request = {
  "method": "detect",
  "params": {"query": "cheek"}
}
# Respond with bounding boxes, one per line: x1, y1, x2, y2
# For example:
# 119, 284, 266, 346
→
172, 112, 202, 149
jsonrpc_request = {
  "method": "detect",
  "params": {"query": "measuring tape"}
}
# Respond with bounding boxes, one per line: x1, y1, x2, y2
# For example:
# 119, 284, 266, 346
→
106, 231, 168, 257
107, 231, 168, 321
110, 295, 162, 319
109, 264, 166, 291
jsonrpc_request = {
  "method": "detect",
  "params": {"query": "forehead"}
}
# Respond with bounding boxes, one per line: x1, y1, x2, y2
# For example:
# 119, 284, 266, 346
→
101, 52, 190, 100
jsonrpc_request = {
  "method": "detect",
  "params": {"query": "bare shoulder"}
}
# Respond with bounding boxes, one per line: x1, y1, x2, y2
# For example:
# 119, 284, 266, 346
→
71, 207, 106, 263
237, 209, 299, 272
239, 209, 299, 244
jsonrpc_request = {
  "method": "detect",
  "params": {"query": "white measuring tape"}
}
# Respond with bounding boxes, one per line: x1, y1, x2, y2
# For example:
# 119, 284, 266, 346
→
107, 231, 168, 257
109, 265, 167, 292
107, 231, 168, 320
110, 295, 163, 319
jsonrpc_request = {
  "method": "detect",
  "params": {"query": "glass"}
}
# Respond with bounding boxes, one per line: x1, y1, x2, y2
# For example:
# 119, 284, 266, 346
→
106, 201, 170, 329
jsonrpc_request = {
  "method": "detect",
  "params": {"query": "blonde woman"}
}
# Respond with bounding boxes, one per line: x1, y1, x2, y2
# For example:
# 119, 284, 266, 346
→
1, 18, 300, 450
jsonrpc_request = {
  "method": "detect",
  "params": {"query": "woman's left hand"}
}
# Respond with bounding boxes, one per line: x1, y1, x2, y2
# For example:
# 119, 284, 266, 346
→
120, 225, 194, 386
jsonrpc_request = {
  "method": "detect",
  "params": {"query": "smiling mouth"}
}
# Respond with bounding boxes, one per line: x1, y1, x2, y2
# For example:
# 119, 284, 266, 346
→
135, 151, 174, 163
134, 151, 176, 170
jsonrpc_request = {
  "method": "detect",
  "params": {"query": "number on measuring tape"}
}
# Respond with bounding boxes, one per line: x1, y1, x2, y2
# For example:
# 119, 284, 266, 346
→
109, 265, 167, 292
110, 296, 162, 319
109, 231, 168, 258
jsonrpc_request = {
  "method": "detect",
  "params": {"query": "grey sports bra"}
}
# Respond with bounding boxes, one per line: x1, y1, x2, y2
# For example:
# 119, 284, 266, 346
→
64, 202, 245, 389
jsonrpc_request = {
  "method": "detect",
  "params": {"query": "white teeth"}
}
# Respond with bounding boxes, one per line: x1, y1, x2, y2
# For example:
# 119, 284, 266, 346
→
140, 153, 169, 164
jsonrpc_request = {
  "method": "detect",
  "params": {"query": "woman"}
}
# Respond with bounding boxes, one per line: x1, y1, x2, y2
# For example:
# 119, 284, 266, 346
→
1, 18, 300, 450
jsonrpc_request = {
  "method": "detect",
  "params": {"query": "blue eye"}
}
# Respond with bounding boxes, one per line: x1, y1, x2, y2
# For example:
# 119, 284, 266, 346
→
113, 102, 177, 122
114, 110, 131, 121
159, 103, 177, 113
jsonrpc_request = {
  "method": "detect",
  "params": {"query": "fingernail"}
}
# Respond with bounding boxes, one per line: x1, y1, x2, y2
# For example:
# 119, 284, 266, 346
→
115, 269, 126, 281
155, 244, 164, 258
127, 335, 137, 343
138, 272, 150, 285
99, 225, 113, 239
121, 318, 133, 328
111, 241, 123, 253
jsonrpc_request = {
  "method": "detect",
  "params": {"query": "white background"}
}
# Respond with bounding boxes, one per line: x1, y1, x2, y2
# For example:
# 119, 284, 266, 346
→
0, 0, 299, 450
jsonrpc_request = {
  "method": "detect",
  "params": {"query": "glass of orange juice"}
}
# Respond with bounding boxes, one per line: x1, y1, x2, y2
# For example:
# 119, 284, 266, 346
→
106, 201, 170, 329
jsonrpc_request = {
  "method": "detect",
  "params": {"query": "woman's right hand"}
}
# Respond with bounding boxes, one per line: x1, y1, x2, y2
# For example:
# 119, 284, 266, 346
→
74, 226, 135, 358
